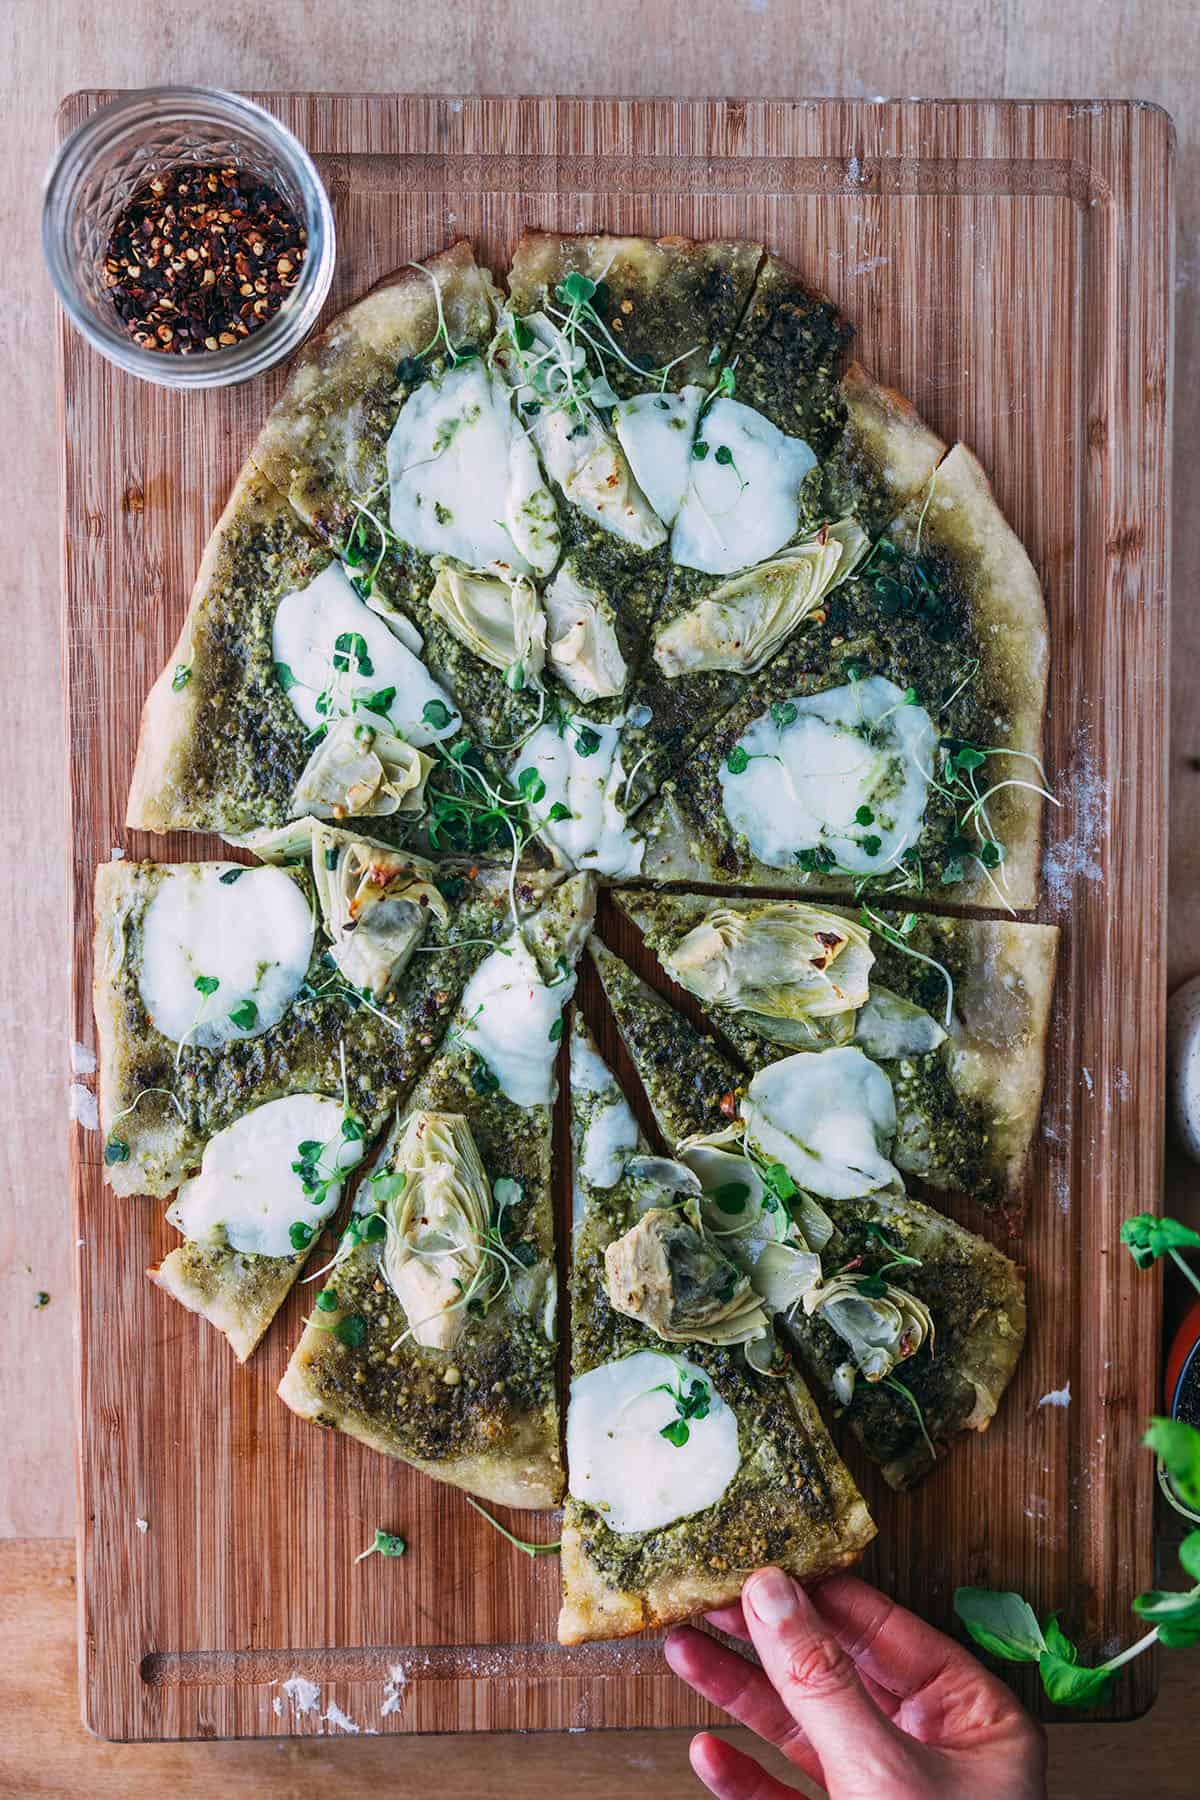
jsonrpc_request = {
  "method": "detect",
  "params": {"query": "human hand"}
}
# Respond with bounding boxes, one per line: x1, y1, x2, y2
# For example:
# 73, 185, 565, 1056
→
665, 1568, 1046, 1800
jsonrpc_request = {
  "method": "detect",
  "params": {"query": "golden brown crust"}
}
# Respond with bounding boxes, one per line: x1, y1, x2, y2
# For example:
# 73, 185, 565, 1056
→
149, 1242, 303, 1363
841, 360, 946, 503
250, 240, 497, 543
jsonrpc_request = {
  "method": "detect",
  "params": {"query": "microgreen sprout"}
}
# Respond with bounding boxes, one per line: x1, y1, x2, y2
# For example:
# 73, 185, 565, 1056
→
171, 664, 191, 692
355, 1528, 407, 1563
466, 1497, 561, 1558
174, 974, 220, 1068
860, 907, 955, 1029
882, 1374, 936, 1464
649, 1363, 713, 1447
1121, 1213, 1200, 1300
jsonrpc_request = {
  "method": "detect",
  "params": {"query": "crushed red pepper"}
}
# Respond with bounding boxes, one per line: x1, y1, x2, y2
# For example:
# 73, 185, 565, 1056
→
102, 164, 307, 355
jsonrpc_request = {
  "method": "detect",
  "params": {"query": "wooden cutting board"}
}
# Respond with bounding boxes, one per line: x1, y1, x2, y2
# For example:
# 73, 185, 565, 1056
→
59, 93, 1173, 1741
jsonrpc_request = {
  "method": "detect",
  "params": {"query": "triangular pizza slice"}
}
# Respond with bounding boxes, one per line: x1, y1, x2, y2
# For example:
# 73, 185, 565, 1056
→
588, 935, 1030, 1486
277, 875, 594, 1507
94, 822, 560, 1359
558, 1016, 875, 1643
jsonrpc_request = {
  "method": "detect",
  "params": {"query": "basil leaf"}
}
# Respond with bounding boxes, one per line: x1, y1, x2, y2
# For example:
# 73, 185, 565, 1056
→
1144, 1416, 1200, 1510
953, 1588, 1046, 1664
1121, 1212, 1200, 1268
228, 999, 258, 1031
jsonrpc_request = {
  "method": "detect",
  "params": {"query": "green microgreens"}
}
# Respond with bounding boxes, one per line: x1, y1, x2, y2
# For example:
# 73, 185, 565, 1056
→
355, 1528, 407, 1564
466, 1497, 561, 1558
650, 1363, 713, 1448
919, 738, 1059, 909
545, 268, 701, 396
219, 867, 246, 885
291, 1102, 365, 1213
955, 1420, 1200, 1708
104, 1082, 186, 1175
860, 906, 955, 1029
386, 1172, 534, 1349
33, 1290, 50, 1309
173, 974, 220, 1069
854, 1222, 924, 1296
1121, 1213, 1200, 1300
405, 260, 480, 370
228, 999, 258, 1032
725, 743, 780, 775
171, 664, 191, 692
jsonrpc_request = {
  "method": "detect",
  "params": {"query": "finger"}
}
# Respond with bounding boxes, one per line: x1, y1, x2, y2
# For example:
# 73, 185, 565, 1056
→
741, 1568, 912, 1779
704, 1600, 751, 1640
688, 1732, 800, 1800
664, 1627, 824, 1784
810, 1575, 1028, 1738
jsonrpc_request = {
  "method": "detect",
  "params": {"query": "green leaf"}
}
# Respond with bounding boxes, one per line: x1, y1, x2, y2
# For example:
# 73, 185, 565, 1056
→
951, 744, 987, 772
341, 1114, 365, 1142
1178, 1530, 1200, 1583
470, 1057, 501, 1097
359, 1212, 388, 1243
333, 631, 373, 676
1131, 1586, 1200, 1637
492, 1176, 523, 1211
356, 1528, 407, 1563
770, 701, 798, 729
953, 1588, 1046, 1663
334, 1313, 368, 1348
557, 270, 598, 307
193, 975, 219, 998
716, 365, 736, 399
574, 726, 601, 757
218, 867, 245, 885
422, 697, 454, 731
856, 1272, 888, 1298
980, 839, 1004, 868
517, 766, 546, 804
861, 833, 882, 857
370, 1171, 406, 1206
855, 804, 875, 826
359, 684, 397, 717
940, 857, 965, 886
548, 801, 573, 823
171, 664, 191, 692
228, 999, 258, 1031
762, 1161, 797, 1203
712, 1181, 749, 1214
692, 440, 710, 461
726, 745, 750, 774
289, 1220, 315, 1251
512, 316, 534, 351
315, 1288, 339, 1312
510, 1241, 538, 1268
1144, 1416, 1200, 1510
1040, 1614, 1079, 1662
1037, 1651, 1115, 1709
104, 1136, 131, 1165
660, 1418, 690, 1448
548, 1016, 564, 1042
714, 444, 734, 467
1121, 1212, 1200, 1269
274, 661, 298, 693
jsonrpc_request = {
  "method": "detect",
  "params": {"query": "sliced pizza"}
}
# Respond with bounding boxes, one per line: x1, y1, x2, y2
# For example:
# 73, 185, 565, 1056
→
614, 889, 1058, 1206
276, 874, 594, 1507
559, 1017, 875, 1643
95, 824, 558, 1359
636, 440, 1050, 907
588, 936, 1029, 1485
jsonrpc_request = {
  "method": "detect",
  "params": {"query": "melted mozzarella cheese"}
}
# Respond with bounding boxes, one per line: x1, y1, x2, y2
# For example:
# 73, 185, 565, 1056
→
567, 1350, 740, 1533
570, 1036, 640, 1189
614, 386, 705, 526
272, 563, 460, 744
743, 1046, 900, 1201
719, 676, 937, 873
168, 1094, 363, 1257
458, 935, 574, 1108
511, 721, 644, 879
671, 398, 817, 575
139, 865, 313, 1048
386, 360, 558, 574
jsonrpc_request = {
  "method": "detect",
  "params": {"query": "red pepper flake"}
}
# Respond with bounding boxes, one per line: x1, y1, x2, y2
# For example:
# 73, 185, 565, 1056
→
102, 164, 307, 357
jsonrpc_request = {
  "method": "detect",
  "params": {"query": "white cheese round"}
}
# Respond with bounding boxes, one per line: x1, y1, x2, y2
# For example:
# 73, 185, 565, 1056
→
386, 359, 556, 574
567, 1350, 740, 1534
139, 865, 314, 1048
458, 935, 574, 1108
168, 1094, 363, 1258
671, 397, 817, 575
272, 563, 460, 744
614, 385, 705, 526
570, 1038, 641, 1189
510, 720, 644, 879
719, 675, 937, 874
743, 1046, 901, 1201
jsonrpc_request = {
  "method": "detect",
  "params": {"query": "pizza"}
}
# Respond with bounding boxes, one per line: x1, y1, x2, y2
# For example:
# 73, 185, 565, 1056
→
95, 231, 1057, 1628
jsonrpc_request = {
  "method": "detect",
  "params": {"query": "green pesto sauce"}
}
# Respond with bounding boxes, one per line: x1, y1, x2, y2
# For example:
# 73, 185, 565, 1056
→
569, 1173, 845, 1594
597, 955, 740, 1145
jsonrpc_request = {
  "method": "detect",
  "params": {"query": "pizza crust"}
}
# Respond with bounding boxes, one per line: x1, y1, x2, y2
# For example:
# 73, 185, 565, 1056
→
840, 360, 945, 504
149, 1240, 304, 1363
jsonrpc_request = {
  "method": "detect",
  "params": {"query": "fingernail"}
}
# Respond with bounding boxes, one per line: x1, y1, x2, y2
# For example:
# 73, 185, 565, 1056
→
746, 1568, 799, 1627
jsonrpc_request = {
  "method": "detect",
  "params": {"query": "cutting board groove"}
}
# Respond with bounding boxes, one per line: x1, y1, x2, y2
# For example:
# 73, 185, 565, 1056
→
59, 93, 1173, 1740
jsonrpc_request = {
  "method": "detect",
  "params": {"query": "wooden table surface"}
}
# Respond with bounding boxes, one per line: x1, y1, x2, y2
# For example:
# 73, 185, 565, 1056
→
2, 1, 1197, 1792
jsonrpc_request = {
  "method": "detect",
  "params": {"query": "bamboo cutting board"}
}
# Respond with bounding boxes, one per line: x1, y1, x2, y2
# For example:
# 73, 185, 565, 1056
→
59, 93, 1173, 1741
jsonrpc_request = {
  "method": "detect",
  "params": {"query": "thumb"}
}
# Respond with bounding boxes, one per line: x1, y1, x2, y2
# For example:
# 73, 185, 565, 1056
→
741, 1568, 910, 1784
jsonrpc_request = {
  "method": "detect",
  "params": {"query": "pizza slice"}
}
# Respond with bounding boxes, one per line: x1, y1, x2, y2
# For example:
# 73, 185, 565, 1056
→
277, 874, 594, 1506
618, 250, 949, 809
559, 1016, 875, 1643
637, 440, 1050, 907
94, 823, 558, 1358
614, 889, 1058, 1206
588, 936, 1028, 1485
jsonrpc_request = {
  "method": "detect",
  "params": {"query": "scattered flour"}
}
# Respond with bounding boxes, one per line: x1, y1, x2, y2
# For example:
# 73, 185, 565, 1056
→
1041, 736, 1108, 907
322, 1700, 361, 1734
1038, 1382, 1072, 1408
280, 1675, 321, 1716
135, 1517, 149, 1533
847, 254, 889, 276
71, 1041, 96, 1075
110, 846, 125, 860
381, 1664, 409, 1718
69, 1083, 98, 1130
847, 154, 864, 185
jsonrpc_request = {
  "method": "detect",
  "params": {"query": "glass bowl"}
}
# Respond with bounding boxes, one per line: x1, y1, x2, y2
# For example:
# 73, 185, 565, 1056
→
43, 86, 335, 390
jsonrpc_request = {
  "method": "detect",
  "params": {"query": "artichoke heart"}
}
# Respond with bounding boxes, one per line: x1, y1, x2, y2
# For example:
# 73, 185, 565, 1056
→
603, 1202, 770, 1347
427, 563, 547, 687
663, 902, 875, 1044
544, 563, 628, 703
653, 517, 869, 678
313, 830, 448, 998
853, 985, 947, 1059
803, 1273, 935, 1382
292, 716, 433, 822
380, 1110, 492, 1351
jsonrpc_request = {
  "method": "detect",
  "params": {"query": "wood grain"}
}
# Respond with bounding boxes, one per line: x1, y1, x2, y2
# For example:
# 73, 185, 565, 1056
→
57, 92, 1172, 1741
